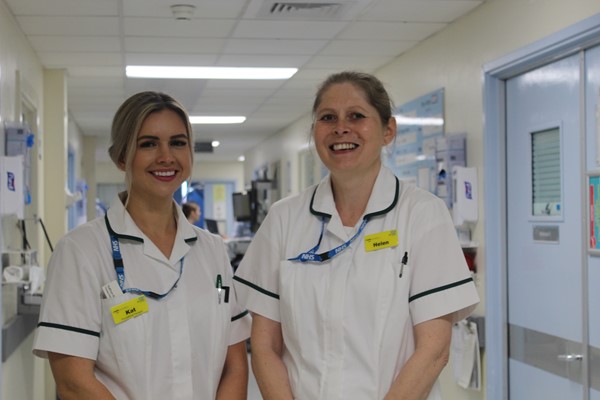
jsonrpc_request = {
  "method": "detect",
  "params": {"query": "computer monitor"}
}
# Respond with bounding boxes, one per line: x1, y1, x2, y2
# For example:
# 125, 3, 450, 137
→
232, 192, 252, 221
204, 218, 220, 235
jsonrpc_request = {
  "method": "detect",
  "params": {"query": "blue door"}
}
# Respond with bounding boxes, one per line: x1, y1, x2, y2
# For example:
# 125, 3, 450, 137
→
506, 53, 587, 398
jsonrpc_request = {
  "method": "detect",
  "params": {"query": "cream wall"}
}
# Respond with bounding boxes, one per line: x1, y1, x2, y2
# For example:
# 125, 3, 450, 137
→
243, 0, 600, 398
0, 0, 50, 399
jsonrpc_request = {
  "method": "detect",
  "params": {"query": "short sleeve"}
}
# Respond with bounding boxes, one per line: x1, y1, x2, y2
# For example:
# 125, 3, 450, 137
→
233, 207, 284, 322
33, 234, 104, 360
407, 197, 479, 325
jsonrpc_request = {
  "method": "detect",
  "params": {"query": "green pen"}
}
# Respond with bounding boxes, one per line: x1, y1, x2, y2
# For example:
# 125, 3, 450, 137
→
216, 274, 222, 304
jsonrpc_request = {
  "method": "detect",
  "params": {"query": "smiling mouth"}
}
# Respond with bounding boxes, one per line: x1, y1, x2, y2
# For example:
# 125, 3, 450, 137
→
153, 170, 176, 177
331, 143, 358, 151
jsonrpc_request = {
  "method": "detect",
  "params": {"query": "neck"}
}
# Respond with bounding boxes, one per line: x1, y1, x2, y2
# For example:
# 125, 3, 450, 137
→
124, 192, 177, 257
330, 166, 380, 227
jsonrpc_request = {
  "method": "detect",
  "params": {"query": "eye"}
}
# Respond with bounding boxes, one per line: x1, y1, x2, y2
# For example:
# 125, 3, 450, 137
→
318, 113, 336, 122
138, 140, 156, 148
349, 112, 366, 120
170, 139, 188, 147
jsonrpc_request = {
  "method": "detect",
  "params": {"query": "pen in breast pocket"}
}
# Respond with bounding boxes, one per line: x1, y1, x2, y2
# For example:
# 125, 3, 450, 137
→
216, 274, 222, 304
399, 252, 408, 278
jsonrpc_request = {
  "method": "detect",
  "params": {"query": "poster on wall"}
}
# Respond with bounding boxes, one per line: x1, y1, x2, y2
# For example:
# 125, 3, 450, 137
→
213, 184, 226, 220
589, 172, 600, 255
385, 88, 445, 193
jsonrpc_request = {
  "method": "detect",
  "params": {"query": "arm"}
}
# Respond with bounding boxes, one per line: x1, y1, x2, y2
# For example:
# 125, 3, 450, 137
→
216, 340, 249, 400
384, 314, 453, 400
47, 352, 115, 400
250, 314, 294, 400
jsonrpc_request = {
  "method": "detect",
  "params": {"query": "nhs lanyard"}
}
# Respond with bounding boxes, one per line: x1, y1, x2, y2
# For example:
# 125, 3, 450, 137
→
288, 217, 369, 263
109, 233, 184, 300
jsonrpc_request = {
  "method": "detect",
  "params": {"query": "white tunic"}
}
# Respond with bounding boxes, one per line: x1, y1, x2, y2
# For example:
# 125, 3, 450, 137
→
234, 166, 479, 400
33, 196, 251, 400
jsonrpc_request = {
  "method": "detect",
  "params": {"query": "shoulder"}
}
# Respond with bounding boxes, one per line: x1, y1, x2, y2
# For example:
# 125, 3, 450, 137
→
268, 185, 316, 217
398, 182, 445, 210
55, 216, 108, 250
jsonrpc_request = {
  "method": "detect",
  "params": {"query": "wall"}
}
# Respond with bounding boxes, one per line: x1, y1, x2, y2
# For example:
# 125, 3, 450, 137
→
243, 0, 600, 398
0, 0, 48, 399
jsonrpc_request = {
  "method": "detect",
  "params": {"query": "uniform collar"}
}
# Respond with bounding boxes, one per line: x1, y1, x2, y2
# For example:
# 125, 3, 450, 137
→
309, 165, 399, 221
105, 193, 198, 264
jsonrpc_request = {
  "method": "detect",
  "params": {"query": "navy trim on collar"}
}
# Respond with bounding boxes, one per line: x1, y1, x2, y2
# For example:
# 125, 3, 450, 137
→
309, 188, 331, 219
104, 214, 144, 243
309, 176, 400, 221
364, 177, 399, 220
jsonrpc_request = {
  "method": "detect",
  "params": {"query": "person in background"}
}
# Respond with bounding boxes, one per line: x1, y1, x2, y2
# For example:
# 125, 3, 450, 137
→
33, 91, 251, 400
234, 71, 479, 399
182, 201, 201, 225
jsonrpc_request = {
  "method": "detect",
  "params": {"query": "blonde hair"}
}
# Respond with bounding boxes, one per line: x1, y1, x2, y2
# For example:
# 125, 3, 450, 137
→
108, 91, 194, 196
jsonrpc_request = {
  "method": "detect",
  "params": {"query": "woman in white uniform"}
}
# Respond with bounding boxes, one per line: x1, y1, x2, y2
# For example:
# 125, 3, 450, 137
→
33, 91, 251, 399
234, 71, 479, 399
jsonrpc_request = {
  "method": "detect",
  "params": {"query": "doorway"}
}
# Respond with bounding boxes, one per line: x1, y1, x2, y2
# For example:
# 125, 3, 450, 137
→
484, 14, 600, 400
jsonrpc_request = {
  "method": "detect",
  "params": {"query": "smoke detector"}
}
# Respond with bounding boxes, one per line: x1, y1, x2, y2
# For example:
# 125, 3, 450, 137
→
170, 4, 196, 21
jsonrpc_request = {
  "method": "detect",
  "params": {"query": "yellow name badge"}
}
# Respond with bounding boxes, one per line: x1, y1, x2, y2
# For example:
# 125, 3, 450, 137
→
110, 295, 149, 325
364, 230, 399, 252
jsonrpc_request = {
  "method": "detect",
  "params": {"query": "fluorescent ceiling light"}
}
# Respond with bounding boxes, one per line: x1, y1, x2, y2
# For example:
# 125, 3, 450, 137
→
394, 114, 444, 126
126, 65, 297, 80
211, 140, 220, 148
189, 116, 246, 124
238, 155, 245, 162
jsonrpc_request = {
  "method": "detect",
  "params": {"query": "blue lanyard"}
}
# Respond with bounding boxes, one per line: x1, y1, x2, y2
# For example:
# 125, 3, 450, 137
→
109, 233, 183, 300
288, 217, 369, 263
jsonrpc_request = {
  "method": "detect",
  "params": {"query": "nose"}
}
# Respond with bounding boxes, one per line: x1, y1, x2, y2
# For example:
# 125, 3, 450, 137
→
157, 143, 174, 164
334, 120, 349, 135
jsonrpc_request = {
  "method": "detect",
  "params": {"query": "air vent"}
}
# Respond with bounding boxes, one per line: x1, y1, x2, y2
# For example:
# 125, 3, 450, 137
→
271, 2, 341, 16
255, 1, 346, 19
194, 141, 214, 153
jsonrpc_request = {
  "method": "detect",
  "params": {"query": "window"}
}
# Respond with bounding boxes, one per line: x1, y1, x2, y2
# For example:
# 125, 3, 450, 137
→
531, 127, 561, 216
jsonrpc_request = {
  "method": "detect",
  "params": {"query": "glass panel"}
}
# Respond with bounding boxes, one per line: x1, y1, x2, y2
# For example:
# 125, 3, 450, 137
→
531, 127, 561, 216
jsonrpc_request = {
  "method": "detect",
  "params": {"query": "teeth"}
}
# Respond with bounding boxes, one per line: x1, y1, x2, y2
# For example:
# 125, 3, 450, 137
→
154, 171, 175, 177
332, 143, 357, 151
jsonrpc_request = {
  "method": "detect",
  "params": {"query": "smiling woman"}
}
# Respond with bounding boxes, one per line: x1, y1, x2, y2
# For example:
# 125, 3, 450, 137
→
33, 91, 251, 400
234, 72, 479, 400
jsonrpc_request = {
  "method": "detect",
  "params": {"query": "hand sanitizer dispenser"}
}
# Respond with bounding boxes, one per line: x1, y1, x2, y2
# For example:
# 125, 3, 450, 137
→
452, 166, 478, 227
0, 155, 25, 219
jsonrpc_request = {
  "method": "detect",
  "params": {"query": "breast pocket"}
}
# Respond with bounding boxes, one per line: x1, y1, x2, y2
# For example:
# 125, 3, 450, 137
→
98, 294, 151, 384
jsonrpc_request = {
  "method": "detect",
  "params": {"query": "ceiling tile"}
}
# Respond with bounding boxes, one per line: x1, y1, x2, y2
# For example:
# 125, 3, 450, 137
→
320, 39, 418, 57
4, 0, 119, 16
122, 0, 247, 19
232, 20, 346, 40
125, 53, 219, 66
123, 17, 236, 37
38, 52, 122, 67
28, 35, 121, 52
16, 16, 119, 35
224, 38, 328, 55
338, 21, 446, 41
124, 37, 225, 53
304, 55, 394, 71
363, 0, 484, 22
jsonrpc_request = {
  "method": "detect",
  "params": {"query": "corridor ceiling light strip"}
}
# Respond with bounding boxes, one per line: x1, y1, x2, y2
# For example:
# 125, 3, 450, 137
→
126, 65, 298, 80
189, 116, 246, 124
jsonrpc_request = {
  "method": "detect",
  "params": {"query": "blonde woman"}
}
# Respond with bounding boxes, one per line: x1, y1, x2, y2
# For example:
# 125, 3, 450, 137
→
34, 91, 250, 399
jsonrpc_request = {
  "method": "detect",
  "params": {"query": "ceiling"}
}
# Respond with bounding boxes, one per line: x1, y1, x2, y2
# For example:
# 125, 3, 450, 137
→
4, 0, 485, 162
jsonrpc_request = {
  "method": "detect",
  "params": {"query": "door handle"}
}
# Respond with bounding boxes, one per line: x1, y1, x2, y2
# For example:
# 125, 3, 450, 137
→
557, 354, 583, 362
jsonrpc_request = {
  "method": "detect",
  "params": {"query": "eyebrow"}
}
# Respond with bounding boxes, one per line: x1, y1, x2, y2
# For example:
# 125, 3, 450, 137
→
137, 133, 188, 141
